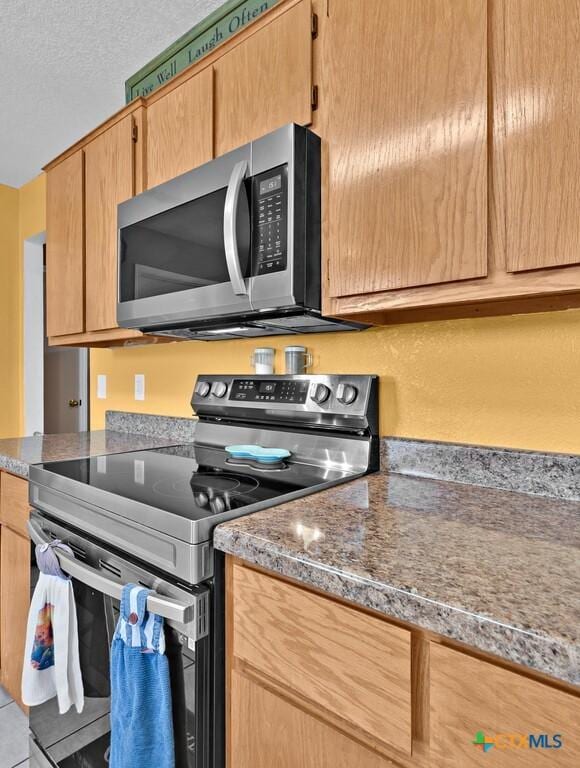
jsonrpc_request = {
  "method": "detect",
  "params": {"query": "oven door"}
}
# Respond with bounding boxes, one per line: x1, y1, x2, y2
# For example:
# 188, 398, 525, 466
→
28, 512, 211, 768
117, 143, 253, 330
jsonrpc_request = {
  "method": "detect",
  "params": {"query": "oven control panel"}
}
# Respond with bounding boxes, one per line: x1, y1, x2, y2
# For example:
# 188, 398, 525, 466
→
252, 165, 288, 276
230, 378, 309, 404
192, 375, 378, 426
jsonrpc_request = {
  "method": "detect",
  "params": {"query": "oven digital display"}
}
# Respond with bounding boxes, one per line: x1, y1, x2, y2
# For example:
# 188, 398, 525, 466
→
230, 379, 309, 404
259, 174, 282, 196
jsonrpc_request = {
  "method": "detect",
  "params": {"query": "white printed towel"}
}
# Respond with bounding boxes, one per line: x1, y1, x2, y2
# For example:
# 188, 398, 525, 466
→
22, 572, 84, 714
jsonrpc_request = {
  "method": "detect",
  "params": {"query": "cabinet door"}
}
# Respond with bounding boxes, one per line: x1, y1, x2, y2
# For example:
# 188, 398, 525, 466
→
503, 0, 580, 272
1, 526, 30, 712
46, 151, 84, 337
430, 643, 580, 766
214, 0, 312, 156
325, 0, 487, 298
0, 472, 29, 538
231, 563, 411, 754
146, 68, 214, 188
230, 671, 394, 768
84, 116, 135, 332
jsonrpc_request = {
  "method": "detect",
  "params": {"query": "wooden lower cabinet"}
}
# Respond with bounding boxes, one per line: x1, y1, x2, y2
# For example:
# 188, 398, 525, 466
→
230, 671, 396, 768
0, 471, 31, 538
227, 558, 580, 768
231, 561, 412, 754
1, 525, 30, 711
0, 472, 31, 711
430, 644, 580, 767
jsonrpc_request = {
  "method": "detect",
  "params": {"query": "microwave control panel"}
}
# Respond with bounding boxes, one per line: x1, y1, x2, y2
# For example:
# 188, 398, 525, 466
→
253, 165, 288, 275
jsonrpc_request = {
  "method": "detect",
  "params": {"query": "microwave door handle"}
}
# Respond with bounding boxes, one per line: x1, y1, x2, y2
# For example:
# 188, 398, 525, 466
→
223, 159, 249, 296
28, 519, 197, 627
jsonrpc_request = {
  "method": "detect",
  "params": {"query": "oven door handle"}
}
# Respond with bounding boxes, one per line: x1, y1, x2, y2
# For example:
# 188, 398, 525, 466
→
28, 519, 197, 626
223, 159, 249, 296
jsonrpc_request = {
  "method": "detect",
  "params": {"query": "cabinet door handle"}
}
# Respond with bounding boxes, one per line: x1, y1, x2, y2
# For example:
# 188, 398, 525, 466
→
224, 160, 249, 296
68, 399, 80, 408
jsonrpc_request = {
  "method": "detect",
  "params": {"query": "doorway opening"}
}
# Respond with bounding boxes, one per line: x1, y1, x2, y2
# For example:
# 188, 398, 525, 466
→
23, 234, 89, 435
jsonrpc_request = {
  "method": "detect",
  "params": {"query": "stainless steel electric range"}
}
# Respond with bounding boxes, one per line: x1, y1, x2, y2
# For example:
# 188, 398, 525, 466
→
28, 374, 379, 768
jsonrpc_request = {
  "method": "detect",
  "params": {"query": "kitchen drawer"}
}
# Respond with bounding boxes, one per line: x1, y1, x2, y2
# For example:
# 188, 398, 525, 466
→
231, 563, 412, 755
0, 472, 30, 538
430, 643, 580, 766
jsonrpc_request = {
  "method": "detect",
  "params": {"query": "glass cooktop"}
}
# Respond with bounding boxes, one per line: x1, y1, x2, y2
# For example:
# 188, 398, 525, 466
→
41, 443, 350, 523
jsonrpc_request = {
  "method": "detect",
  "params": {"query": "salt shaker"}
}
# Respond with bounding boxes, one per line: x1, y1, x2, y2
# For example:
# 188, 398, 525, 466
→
250, 347, 275, 374
284, 346, 313, 375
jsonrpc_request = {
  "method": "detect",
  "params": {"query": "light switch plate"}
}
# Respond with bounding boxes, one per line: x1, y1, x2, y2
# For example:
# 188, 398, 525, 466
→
97, 374, 107, 399
134, 374, 145, 401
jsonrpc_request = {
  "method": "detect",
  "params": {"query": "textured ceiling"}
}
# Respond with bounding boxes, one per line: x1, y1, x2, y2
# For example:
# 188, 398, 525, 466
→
0, 0, 224, 187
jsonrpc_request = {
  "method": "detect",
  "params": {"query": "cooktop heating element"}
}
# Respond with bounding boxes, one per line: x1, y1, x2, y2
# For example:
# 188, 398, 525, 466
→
29, 375, 379, 584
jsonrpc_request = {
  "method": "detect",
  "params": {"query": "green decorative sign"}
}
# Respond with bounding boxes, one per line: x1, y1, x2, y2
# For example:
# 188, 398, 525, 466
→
125, 0, 281, 102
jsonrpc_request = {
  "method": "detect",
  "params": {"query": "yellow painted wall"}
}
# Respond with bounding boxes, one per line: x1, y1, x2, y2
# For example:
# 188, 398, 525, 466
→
3, 172, 580, 453
0, 184, 21, 438
91, 307, 580, 454
20, 174, 46, 242
0, 174, 46, 438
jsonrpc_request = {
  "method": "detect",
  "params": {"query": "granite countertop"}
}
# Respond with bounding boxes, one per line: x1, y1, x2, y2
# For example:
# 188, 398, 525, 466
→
0, 430, 184, 478
214, 470, 580, 686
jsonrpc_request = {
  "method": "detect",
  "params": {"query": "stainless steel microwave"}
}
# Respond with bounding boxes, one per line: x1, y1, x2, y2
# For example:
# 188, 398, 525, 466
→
117, 124, 365, 339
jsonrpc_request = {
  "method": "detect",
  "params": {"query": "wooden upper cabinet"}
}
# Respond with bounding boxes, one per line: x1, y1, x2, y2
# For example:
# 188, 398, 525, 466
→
325, 0, 487, 298
46, 151, 84, 337
214, 0, 312, 156
84, 115, 135, 332
503, 0, 580, 272
146, 68, 214, 188
430, 643, 580, 766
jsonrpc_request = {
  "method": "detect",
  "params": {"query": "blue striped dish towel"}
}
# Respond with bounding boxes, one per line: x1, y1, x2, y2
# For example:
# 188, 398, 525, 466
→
110, 584, 174, 768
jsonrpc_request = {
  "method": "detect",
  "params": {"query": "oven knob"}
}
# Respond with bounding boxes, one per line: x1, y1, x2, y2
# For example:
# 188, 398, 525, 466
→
337, 383, 358, 405
310, 383, 331, 404
195, 381, 211, 398
211, 381, 228, 398
195, 492, 209, 508
211, 496, 226, 515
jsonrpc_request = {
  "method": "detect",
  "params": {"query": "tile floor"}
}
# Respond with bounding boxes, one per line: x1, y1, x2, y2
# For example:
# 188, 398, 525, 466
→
0, 687, 28, 768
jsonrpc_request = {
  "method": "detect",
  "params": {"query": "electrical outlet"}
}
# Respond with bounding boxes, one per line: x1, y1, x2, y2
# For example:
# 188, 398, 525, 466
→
97, 374, 107, 399
134, 374, 145, 401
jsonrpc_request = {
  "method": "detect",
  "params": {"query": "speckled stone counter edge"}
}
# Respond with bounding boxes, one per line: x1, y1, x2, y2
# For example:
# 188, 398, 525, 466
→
105, 410, 197, 442
215, 528, 580, 686
383, 437, 580, 501
0, 456, 29, 478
